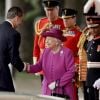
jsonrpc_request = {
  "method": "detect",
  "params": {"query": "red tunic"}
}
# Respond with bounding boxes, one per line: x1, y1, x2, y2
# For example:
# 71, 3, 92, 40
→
33, 17, 65, 60
63, 26, 81, 100
63, 27, 82, 64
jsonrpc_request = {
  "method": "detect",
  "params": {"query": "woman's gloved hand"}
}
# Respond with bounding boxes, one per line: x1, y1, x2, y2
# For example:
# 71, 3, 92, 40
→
48, 81, 57, 90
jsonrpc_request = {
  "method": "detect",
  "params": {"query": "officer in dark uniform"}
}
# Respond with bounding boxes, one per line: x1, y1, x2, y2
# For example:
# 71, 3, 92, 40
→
83, 0, 100, 100
86, 20, 100, 100
77, 1, 100, 100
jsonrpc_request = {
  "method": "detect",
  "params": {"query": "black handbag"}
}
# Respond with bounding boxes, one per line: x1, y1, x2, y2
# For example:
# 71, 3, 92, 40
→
51, 87, 70, 100
52, 93, 70, 100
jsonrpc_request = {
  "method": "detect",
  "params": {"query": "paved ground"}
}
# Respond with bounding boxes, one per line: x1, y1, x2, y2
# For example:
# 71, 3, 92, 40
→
15, 72, 41, 95
15, 72, 84, 100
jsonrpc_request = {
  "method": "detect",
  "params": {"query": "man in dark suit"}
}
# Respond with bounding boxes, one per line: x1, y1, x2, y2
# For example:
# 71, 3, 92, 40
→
0, 6, 25, 92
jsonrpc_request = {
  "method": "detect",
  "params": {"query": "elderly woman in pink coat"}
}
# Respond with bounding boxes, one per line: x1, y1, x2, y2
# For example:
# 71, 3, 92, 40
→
26, 28, 75, 100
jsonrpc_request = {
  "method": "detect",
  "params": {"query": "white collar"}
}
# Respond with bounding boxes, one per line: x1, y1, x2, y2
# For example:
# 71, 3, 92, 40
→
6, 19, 14, 28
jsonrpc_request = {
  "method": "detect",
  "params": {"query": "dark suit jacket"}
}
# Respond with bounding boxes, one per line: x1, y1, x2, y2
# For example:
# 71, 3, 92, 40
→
0, 21, 24, 92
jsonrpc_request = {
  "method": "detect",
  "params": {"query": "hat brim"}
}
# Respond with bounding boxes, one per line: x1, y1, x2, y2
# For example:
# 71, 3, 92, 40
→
62, 15, 76, 19
86, 16, 100, 24
87, 24, 99, 28
42, 31, 66, 42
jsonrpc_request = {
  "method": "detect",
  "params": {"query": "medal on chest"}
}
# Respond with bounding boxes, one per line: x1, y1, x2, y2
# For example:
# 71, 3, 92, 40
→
63, 30, 75, 37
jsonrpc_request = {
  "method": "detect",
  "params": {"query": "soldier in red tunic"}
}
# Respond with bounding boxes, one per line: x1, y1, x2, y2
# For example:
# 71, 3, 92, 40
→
61, 8, 82, 100
33, 0, 65, 81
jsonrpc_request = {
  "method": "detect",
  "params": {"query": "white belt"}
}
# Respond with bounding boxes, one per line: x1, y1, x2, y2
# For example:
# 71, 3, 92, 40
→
87, 62, 100, 68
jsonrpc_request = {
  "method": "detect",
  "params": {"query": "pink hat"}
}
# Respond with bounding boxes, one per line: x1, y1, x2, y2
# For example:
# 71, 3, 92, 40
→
42, 28, 66, 42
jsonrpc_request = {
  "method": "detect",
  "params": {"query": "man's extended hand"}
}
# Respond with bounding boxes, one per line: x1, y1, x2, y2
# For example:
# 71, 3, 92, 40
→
23, 62, 30, 72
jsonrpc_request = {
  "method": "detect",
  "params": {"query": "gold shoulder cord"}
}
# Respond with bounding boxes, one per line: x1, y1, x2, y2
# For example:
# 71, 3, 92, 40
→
35, 21, 53, 45
35, 20, 53, 35
35, 20, 41, 35
77, 27, 89, 48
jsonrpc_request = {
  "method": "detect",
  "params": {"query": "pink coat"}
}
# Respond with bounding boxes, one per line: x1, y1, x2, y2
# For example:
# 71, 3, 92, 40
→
29, 47, 75, 100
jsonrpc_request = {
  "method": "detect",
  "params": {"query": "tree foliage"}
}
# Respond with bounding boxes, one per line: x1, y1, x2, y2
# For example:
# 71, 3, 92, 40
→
0, 0, 5, 22
23, 0, 44, 21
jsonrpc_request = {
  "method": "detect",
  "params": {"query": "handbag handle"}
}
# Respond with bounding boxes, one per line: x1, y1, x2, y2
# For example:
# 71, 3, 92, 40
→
51, 80, 70, 99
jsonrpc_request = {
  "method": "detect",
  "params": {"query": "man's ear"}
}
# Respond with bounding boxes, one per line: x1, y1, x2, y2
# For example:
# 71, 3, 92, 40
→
14, 16, 19, 22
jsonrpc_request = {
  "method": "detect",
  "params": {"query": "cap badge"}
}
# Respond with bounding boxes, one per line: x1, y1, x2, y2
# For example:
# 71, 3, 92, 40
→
47, 1, 50, 6
64, 9, 67, 15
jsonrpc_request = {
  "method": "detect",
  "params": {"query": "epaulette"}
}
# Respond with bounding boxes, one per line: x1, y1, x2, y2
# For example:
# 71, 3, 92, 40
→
77, 27, 90, 48
82, 27, 88, 33
77, 33, 87, 48
35, 17, 49, 35
35, 20, 42, 35
82, 27, 90, 36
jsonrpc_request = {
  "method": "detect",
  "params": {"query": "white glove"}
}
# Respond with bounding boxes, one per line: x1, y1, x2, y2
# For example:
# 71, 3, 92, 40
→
93, 78, 100, 90
48, 81, 56, 90
35, 73, 40, 76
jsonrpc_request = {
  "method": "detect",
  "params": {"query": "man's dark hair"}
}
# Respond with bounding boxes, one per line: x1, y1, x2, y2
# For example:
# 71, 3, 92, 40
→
7, 6, 23, 19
